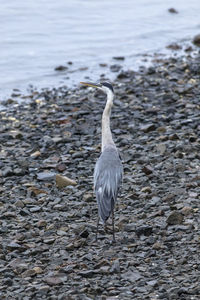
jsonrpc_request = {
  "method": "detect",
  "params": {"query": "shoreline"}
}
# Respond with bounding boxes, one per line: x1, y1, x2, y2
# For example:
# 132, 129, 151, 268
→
0, 37, 198, 109
0, 46, 200, 299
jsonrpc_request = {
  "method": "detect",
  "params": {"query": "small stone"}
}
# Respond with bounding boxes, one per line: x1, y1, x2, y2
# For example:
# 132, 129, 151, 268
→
2, 167, 13, 177
32, 266, 43, 274
141, 186, 152, 193
140, 123, 156, 133
136, 226, 153, 237
44, 276, 63, 285
15, 200, 25, 208
99, 63, 107, 67
83, 193, 93, 202
169, 133, 179, 140
168, 8, 178, 14
181, 206, 193, 216
79, 229, 89, 238
7, 242, 23, 251
152, 242, 163, 250
57, 230, 67, 236
56, 163, 66, 172
37, 220, 47, 227
193, 34, 200, 46
65, 243, 75, 250
3, 211, 16, 218
147, 279, 158, 287
78, 270, 96, 278
56, 174, 77, 188
28, 187, 48, 196
110, 259, 120, 273
30, 206, 41, 212
167, 43, 182, 50
167, 211, 184, 225
122, 270, 142, 282
55, 65, 68, 71
38, 285, 50, 294
21, 269, 37, 277
43, 238, 55, 244
30, 151, 41, 158
157, 143, 166, 155
113, 56, 125, 60
124, 223, 135, 232
37, 172, 55, 181
110, 64, 121, 72
142, 165, 153, 175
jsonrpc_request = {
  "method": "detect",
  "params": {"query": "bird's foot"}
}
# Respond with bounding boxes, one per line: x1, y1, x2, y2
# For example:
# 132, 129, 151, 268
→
109, 238, 116, 245
104, 224, 108, 233
112, 238, 116, 244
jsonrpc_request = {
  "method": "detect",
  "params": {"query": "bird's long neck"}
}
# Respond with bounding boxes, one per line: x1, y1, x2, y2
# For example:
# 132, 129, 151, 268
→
101, 91, 115, 152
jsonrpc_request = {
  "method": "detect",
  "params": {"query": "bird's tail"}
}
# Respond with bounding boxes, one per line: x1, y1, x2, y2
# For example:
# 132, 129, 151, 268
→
96, 189, 115, 223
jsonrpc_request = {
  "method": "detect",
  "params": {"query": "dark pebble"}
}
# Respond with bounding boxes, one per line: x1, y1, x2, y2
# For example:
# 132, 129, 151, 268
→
54, 65, 68, 71
136, 226, 153, 237
193, 34, 200, 46
168, 8, 178, 14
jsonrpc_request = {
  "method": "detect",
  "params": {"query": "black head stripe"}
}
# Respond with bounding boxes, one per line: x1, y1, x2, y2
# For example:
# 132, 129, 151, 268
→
101, 82, 114, 93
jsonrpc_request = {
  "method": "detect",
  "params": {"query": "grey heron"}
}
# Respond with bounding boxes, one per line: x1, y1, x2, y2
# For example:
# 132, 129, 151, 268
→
80, 81, 123, 242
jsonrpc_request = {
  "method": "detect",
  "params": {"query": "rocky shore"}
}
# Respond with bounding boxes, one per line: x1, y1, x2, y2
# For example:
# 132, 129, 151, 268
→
0, 47, 200, 299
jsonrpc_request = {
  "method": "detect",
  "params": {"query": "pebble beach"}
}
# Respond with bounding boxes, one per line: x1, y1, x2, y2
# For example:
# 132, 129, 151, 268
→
0, 43, 200, 299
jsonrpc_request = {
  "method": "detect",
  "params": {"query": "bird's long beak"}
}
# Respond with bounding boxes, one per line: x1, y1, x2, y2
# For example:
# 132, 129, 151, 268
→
80, 81, 102, 89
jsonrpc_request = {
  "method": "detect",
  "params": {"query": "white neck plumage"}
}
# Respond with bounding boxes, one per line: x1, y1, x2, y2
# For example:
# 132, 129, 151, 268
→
101, 90, 116, 152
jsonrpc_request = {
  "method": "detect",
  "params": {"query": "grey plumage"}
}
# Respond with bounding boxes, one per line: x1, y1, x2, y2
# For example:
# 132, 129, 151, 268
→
94, 146, 123, 222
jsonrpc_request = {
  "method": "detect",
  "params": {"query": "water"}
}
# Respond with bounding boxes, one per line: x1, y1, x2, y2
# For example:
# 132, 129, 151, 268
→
0, 0, 200, 99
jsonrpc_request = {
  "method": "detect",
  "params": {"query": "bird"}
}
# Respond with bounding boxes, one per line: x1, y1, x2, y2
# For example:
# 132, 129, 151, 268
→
80, 81, 123, 242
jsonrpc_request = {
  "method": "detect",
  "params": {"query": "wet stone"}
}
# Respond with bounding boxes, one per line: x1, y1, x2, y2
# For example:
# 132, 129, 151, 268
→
6, 242, 24, 251
166, 211, 184, 225
110, 64, 122, 72
122, 270, 142, 282
136, 226, 153, 237
37, 172, 55, 181
44, 276, 64, 286
79, 229, 89, 238
110, 259, 120, 273
193, 34, 200, 46
142, 165, 153, 175
55, 65, 68, 71
168, 8, 178, 14
29, 206, 41, 212
140, 123, 156, 132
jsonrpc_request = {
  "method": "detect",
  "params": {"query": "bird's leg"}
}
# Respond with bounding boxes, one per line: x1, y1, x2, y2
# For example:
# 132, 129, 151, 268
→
96, 216, 100, 241
104, 222, 107, 233
112, 210, 116, 243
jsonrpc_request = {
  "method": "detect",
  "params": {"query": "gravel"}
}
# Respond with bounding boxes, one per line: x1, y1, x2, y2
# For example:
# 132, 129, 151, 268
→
0, 44, 200, 299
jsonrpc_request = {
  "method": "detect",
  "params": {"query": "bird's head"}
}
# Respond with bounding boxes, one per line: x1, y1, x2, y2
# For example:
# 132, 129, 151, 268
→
80, 81, 114, 96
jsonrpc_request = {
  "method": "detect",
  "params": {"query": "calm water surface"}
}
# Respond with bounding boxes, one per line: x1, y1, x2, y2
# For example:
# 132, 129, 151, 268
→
0, 0, 200, 99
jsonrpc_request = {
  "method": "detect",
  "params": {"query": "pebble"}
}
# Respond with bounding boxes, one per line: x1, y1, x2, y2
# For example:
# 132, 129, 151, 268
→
54, 65, 68, 71
44, 276, 64, 285
136, 226, 153, 237
30, 150, 41, 158
168, 8, 178, 14
55, 174, 77, 188
37, 172, 55, 181
110, 64, 122, 72
122, 270, 142, 282
166, 211, 184, 225
142, 165, 153, 175
192, 34, 200, 46
140, 123, 156, 132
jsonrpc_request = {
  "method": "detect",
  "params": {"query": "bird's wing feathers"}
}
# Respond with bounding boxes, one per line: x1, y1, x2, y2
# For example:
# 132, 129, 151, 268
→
94, 147, 123, 222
